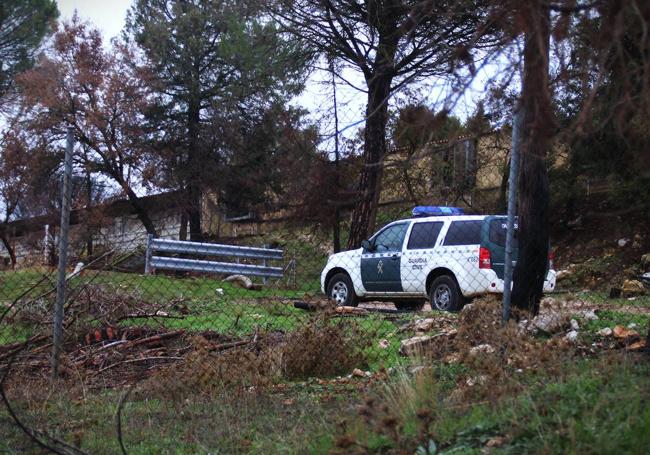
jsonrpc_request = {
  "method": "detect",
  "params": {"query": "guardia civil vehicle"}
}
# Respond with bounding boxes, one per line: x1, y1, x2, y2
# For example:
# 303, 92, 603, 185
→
321, 206, 556, 311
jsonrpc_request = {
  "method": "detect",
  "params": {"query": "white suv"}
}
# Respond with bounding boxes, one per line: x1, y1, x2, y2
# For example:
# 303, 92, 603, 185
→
320, 207, 556, 311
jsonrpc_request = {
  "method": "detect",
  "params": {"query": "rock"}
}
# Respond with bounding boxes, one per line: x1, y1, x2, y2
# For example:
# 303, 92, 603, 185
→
621, 279, 646, 297
555, 265, 576, 282
570, 319, 580, 331
627, 322, 638, 329
618, 238, 629, 247
460, 303, 474, 313
410, 365, 426, 375
469, 344, 496, 356
626, 340, 647, 351
399, 335, 433, 356
485, 436, 506, 448
565, 330, 579, 342
532, 312, 570, 334
215, 288, 224, 296
443, 352, 461, 364
466, 375, 488, 387
378, 339, 390, 349
224, 274, 255, 289
413, 318, 436, 332
580, 309, 599, 321
597, 327, 613, 337
641, 253, 650, 268
352, 368, 365, 378
443, 328, 458, 338
567, 216, 582, 228
613, 325, 640, 342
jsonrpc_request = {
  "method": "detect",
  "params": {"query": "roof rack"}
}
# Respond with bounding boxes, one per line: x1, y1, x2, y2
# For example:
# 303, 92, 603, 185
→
412, 206, 465, 217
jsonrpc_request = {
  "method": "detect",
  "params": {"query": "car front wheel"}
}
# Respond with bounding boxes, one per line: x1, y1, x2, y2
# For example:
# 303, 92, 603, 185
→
429, 275, 463, 312
326, 273, 358, 307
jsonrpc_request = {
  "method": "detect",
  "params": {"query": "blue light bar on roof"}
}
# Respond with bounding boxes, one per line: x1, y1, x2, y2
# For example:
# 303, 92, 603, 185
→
412, 206, 465, 217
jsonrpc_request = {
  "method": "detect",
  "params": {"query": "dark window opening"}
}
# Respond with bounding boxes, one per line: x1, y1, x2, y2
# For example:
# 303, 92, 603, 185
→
407, 222, 443, 250
443, 220, 482, 246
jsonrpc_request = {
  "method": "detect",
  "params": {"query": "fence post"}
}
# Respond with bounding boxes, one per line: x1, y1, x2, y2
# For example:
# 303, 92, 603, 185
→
51, 127, 74, 378
503, 107, 523, 323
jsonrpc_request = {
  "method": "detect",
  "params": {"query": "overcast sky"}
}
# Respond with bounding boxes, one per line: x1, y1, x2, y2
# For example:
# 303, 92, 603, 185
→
56, 0, 132, 40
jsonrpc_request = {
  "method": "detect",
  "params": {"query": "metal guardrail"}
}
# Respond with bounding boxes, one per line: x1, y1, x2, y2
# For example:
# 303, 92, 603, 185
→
144, 235, 284, 279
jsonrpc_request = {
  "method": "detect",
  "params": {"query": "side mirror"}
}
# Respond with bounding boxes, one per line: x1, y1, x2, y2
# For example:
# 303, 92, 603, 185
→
361, 240, 373, 251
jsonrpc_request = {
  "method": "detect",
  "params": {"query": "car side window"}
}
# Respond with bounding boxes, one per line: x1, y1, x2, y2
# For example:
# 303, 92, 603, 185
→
407, 222, 443, 250
443, 220, 482, 246
371, 223, 409, 253
489, 219, 518, 248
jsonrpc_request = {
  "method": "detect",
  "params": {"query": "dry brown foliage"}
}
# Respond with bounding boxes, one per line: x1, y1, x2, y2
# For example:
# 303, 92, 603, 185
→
146, 315, 371, 400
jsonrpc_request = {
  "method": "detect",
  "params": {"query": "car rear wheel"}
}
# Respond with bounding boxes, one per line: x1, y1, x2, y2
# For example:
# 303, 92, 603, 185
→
429, 276, 463, 312
326, 273, 358, 307
394, 300, 425, 311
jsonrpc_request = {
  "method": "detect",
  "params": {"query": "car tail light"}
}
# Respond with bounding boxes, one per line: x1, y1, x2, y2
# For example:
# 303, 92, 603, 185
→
479, 247, 491, 269
548, 250, 555, 270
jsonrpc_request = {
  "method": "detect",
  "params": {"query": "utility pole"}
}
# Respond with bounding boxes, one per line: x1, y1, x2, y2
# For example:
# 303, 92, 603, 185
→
503, 108, 522, 322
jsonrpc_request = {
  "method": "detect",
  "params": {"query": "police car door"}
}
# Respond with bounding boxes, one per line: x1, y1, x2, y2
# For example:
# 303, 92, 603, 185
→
361, 222, 409, 292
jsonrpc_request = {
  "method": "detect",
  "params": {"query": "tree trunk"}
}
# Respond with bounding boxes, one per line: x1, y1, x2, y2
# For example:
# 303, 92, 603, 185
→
347, 73, 393, 248
0, 230, 17, 268
186, 92, 203, 242
511, 1, 554, 316
179, 209, 188, 241
187, 184, 202, 241
331, 63, 342, 253
85, 171, 93, 257
122, 184, 158, 237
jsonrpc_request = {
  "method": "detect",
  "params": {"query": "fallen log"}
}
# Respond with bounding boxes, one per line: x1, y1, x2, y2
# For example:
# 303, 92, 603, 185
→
117, 312, 185, 322
95, 356, 183, 374
117, 329, 185, 350
207, 339, 251, 352
0, 335, 48, 354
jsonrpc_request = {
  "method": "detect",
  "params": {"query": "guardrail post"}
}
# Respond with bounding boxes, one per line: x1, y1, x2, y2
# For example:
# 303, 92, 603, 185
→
145, 234, 153, 275
262, 243, 268, 285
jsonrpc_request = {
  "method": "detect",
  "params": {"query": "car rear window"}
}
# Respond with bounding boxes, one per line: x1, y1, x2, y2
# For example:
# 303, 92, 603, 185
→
443, 220, 482, 246
407, 222, 443, 250
489, 219, 518, 248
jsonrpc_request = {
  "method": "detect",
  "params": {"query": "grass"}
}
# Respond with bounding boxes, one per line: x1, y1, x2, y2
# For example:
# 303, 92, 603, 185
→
582, 310, 650, 333
2, 267, 649, 453
344, 355, 650, 454
569, 290, 650, 308
2, 354, 646, 454
0, 267, 430, 371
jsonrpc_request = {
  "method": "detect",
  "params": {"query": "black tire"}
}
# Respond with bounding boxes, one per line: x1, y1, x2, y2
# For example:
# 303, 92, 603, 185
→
326, 273, 358, 307
429, 275, 463, 312
394, 300, 425, 311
